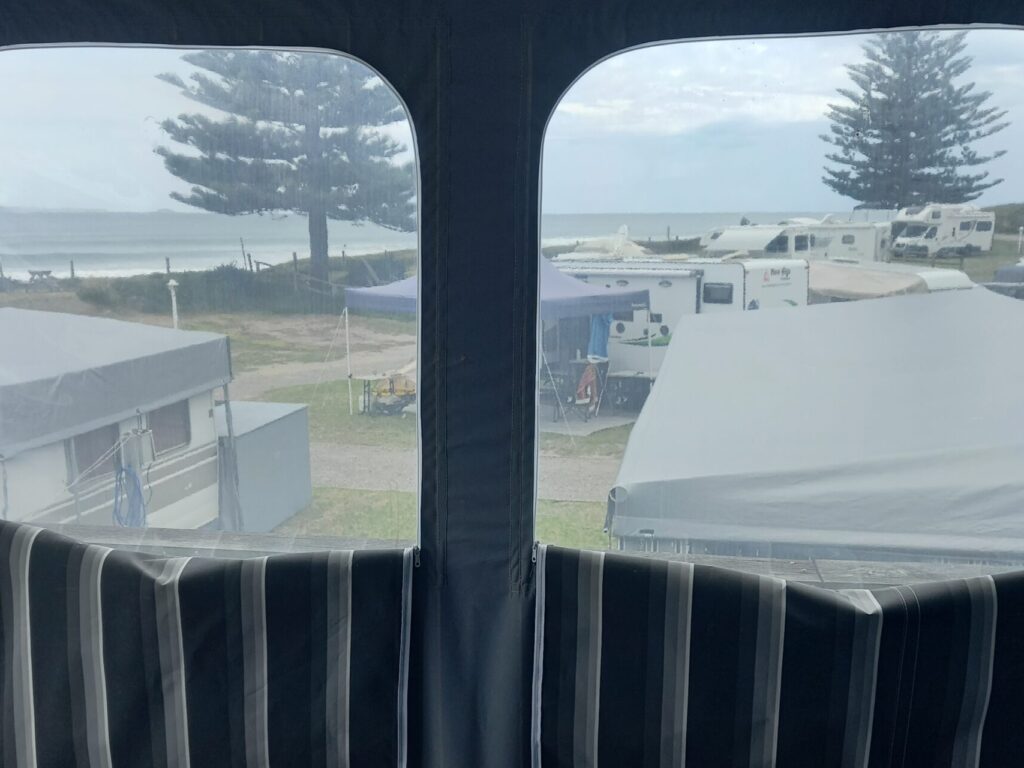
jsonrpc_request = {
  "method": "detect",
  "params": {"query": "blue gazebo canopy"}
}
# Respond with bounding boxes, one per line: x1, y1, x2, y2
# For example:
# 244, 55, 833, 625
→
345, 257, 649, 320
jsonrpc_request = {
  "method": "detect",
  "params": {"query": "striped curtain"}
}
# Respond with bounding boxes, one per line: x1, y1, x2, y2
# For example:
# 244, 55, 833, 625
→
0, 522, 413, 768
532, 545, 1023, 768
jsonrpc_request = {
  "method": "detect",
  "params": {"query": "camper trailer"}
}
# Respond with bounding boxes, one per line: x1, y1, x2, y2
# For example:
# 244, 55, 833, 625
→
0, 309, 230, 529
557, 256, 808, 372
890, 204, 995, 258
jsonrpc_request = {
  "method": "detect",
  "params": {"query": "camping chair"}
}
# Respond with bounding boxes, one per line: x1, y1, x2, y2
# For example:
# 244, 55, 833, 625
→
571, 362, 600, 421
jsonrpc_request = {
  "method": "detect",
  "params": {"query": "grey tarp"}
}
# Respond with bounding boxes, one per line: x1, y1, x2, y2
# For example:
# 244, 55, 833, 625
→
0, 308, 231, 458
609, 288, 1024, 555
808, 260, 928, 300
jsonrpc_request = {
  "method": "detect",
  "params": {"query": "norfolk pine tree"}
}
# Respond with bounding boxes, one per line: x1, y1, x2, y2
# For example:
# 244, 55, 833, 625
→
156, 50, 415, 287
822, 31, 1008, 209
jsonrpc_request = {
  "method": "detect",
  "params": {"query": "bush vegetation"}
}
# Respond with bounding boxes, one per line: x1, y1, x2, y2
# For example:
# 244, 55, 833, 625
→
74, 249, 417, 315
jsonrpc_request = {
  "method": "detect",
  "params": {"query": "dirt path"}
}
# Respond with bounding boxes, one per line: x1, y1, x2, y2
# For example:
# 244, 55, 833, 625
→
308, 441, 619, 502
232, 342, 416, 399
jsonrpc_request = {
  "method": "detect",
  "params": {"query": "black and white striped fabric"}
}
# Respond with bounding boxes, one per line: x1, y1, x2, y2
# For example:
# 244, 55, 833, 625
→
532, 545, 1024, 768
0, 522, 413, 768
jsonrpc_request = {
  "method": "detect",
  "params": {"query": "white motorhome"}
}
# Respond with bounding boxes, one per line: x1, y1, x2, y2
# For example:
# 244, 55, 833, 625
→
890, 204, 995, 258
705, 219, 892, 263
805, 221, 891, 262
557, 256, 808, 372
703, 224, 814, 258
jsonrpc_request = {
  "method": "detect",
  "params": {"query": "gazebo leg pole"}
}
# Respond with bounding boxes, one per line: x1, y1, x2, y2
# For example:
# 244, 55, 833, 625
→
344, 308, 354, 416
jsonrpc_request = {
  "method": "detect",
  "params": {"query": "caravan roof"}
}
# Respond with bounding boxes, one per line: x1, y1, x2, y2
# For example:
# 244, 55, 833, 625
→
0, 309, 231, 458
610, 288, 1024, 555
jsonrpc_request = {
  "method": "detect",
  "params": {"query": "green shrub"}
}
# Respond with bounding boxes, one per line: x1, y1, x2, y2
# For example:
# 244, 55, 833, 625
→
76, 281, 118, 308
984, 203, 1024, 236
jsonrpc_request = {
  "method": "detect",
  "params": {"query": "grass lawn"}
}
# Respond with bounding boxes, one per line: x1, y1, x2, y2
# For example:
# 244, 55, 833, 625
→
539, 424, 632, 457
896, 238, 1021, 283
264, 380, 418, 446
183, 317, 325, 370
276, 487, 417, 542
277, 487, 611, 550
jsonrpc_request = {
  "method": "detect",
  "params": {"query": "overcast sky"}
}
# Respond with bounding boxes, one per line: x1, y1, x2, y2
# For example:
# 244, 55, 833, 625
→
2, 29, 1023, 214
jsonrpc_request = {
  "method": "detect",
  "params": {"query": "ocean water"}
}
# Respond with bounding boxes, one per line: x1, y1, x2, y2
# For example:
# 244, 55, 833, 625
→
0, 208, 890, 279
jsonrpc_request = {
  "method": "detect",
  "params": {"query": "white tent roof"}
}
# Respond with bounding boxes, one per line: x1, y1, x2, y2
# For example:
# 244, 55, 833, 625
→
609, 288, 1024, 555
0, 309, 231, 458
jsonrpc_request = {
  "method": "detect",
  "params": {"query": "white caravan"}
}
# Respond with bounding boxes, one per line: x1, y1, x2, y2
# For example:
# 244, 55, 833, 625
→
557, 257, 808, 373
890, 204, 995, 258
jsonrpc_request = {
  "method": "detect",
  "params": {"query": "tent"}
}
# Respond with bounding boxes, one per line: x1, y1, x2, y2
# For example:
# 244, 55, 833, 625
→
344, 275, 418, 314
345, 256, 649, 319
10, 5, 1024, 767
345, 259, 650, 413
609, 287, 1024, 556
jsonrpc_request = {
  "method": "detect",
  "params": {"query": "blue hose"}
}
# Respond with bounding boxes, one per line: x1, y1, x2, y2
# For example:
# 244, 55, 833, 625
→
113, 465, 147, 527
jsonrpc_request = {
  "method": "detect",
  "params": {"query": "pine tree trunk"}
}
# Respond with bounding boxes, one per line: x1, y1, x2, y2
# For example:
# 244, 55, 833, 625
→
308, 204, 329, 288
304, 105, 330, 302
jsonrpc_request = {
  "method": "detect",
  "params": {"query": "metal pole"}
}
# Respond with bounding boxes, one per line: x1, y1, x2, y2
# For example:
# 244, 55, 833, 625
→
647, 309, 654, 391
167, 279, 179, 329
221, 383, 243, 531
1018, 226, 1023, 256
70, 260, 75, 279
0, 456, 8, 521
344, 307, 354, 415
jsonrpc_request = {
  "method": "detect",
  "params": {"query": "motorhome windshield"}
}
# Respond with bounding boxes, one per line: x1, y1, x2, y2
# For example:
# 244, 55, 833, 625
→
903, 224, 929, 237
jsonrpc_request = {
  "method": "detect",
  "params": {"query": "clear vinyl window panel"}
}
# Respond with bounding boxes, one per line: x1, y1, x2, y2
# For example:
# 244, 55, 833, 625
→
0, 47, 419, 553
537, 28, 1024, 586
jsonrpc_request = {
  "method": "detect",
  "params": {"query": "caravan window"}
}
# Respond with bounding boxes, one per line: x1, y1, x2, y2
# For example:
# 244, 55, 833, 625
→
841, 234, 856, 245
69, 424, 120, 484
931, 209, 943, 219
794, 235, 809, 251
1, 46, 419, 548
977, 220, 993, 231
960, 221, 974, 231
702, 282, 734, 304
149, 400, 191, 454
